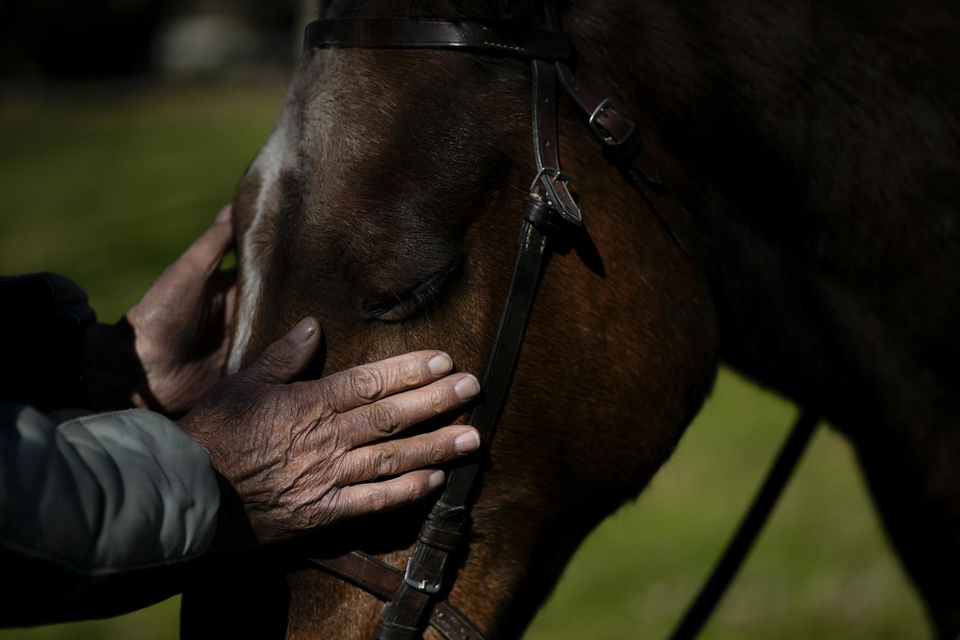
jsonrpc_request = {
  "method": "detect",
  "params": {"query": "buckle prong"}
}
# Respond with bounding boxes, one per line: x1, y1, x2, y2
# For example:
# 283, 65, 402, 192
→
529, 167, 572, 194
403, 557, 443, 595
588, 97, 635, 145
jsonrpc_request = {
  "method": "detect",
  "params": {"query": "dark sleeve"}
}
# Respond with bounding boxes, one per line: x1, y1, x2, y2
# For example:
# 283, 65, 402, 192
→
0, 273, 97, 411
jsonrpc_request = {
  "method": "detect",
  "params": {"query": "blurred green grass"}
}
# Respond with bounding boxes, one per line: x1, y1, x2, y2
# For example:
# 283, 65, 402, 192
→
0, 81, 928, 639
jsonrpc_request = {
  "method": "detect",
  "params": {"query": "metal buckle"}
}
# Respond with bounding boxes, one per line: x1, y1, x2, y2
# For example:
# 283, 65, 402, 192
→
403, 557, 443, 595
588, 97, 635, 146
529, 167, 572, 194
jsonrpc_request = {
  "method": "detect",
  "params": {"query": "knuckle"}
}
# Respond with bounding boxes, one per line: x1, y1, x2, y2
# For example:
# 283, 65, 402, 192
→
365, 486, 390, 513
373, 445, 399, 476
428, 438, 451, 464
368, 402, 402, 437
351, 367, 385, 401
428, 386, 453, 415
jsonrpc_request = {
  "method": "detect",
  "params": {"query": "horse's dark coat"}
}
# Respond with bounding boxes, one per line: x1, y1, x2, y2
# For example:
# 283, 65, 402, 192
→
183, 1, 960, 637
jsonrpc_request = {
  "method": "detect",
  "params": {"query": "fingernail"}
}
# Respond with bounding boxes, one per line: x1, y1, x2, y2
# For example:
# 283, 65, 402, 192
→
454, 429, 481, 455
216, 206, 232, 223
428, 353, 453, 376
454, 374, 481, 400
292, 317, 317, 343
428, 470, 445, 489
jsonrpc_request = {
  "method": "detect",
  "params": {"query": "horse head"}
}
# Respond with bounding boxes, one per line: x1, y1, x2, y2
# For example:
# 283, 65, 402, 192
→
185, 1, 718, 637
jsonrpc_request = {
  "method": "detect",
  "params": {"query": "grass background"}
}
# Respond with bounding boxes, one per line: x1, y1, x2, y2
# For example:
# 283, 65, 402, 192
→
0, 79, 930, 638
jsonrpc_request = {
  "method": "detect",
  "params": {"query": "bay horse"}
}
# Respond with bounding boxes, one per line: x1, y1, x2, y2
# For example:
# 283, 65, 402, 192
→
181, 0, 960, 638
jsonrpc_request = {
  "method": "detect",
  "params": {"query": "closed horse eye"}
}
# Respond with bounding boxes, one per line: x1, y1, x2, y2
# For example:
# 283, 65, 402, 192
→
363, 262, 460, 322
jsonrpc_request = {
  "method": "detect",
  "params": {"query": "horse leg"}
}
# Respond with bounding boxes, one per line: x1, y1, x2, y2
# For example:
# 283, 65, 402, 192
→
844, 402, 960, 638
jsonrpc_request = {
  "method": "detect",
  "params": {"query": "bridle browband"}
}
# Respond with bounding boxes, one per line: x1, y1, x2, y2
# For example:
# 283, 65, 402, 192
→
304, 18, 572, 59
301, 7, 818, 640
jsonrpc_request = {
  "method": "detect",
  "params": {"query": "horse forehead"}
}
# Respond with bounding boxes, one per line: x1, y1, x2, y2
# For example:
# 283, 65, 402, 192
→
239, 53, 438, 255
286, 51, 403, 193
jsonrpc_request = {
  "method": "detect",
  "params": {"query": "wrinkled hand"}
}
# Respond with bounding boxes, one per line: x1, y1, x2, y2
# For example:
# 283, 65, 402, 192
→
126, 206, 236, 413
84, 206, 236, 414
178, 317, 482, 548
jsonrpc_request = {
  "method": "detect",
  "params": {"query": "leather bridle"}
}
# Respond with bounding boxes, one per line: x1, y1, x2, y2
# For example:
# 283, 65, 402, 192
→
298, 4, 819, 640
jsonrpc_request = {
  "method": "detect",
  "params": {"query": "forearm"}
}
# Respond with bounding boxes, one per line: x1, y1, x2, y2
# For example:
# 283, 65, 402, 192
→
0, 403, 221, 625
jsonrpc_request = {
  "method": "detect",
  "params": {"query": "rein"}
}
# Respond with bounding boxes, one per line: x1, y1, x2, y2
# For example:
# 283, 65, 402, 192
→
301, 6, 818, 640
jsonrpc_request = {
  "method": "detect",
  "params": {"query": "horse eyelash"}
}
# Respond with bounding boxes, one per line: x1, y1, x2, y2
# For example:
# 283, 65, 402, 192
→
365, 263, 457, 322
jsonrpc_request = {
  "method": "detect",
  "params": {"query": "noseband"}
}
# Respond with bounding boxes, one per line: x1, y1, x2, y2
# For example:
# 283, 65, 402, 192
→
300, 5, 818, 640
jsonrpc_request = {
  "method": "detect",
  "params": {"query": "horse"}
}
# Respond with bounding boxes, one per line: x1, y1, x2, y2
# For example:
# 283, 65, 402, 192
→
180, 0, 960, 638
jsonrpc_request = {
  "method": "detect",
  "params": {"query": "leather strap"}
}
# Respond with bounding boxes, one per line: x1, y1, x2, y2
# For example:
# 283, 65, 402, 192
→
308, 553, 486, 640
371, 34, 576, 637
555, 64, 657, 180
556, 64, 643, 160
532, 60, 582, 226
304, 19, 571, 60
554, 62, 701, 263
669, 412, 819, 639
374, 219, 554, 640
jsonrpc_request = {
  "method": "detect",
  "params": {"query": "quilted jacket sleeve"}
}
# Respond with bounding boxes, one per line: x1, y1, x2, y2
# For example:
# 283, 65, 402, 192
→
0, 404, 221, 625
0, 273, 223, 626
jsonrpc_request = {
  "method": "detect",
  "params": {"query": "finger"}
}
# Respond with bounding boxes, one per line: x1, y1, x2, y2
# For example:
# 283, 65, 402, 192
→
339, 373, 480, 446
336, 426, 481, 485
219, 271, 238, 334
209, 268, 237, 318
331, 469, 446, 521
242, 318, 321, 384
173, 205, 236, 278
316, 350, 462, 413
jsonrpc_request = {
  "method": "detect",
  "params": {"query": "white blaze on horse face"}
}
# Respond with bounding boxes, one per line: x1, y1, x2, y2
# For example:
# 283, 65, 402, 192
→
226, 50, 349, 374
226, 107, 300, 374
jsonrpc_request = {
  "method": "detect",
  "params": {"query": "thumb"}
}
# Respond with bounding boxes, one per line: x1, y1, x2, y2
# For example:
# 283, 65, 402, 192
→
242, 318, 322, 384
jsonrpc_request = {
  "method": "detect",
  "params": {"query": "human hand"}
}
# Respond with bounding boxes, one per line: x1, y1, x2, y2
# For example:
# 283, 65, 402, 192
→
84, 206, 236, 414
178, 317, 482, 548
